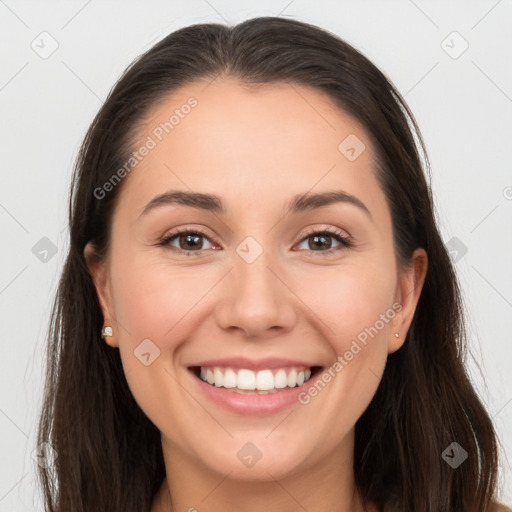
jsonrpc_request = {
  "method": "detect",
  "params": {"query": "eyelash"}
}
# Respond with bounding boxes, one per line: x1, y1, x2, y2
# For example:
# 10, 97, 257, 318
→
296, 227, 352, 256
158, 225, 353, 257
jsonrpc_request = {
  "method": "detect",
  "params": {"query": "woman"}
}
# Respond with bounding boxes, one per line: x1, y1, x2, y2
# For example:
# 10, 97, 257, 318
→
36, 16, 510, 512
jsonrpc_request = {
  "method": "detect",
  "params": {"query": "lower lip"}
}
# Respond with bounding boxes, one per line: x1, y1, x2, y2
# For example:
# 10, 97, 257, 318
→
189, 368, 321, 416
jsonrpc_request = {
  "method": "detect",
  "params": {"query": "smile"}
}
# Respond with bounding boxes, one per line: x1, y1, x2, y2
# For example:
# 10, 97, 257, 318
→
198, 366, 314, 393
188, 361, 323, 415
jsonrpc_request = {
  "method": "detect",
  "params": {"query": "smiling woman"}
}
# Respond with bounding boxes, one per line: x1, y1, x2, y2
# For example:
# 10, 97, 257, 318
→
36, 16, 508, 512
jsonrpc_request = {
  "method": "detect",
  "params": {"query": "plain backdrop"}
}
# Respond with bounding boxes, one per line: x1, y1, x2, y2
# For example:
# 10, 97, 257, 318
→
0, 0, 511, 510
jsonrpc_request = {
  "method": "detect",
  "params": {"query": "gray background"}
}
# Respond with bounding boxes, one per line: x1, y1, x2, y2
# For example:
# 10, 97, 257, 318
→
0, 0, 511, 509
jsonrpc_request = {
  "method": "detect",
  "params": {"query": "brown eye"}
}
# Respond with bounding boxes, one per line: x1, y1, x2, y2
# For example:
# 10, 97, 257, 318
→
160, 230, 215, 253
307, 233, 334, 250
296, 229, 352, 255
177, 233, 204, 250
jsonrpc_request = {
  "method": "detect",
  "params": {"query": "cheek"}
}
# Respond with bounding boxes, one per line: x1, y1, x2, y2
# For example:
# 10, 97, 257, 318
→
286, 260, 396, 434
109, 257, 203, 439
294, 260, 396, 351
110, 252, 211, 342
108, 256, 219, 420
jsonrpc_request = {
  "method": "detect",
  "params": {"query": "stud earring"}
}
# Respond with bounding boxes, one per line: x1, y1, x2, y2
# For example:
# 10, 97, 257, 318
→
394, 333, 399, 338
101, 326, 113, 338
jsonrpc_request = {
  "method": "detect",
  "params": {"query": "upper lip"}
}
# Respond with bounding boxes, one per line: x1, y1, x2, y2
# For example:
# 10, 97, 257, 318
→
189, 357, 320, 371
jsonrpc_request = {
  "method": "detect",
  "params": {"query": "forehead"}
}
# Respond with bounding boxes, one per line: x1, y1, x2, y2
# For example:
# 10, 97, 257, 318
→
116, 77, 387, 221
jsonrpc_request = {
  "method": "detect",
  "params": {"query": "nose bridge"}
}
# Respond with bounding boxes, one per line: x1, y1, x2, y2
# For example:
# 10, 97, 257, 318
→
236, 243, 278, 300
233, 238, 282, 311
214, 235, 297, 336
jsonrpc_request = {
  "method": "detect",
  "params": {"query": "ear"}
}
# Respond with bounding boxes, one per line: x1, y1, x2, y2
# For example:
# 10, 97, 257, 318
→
83, 242, 118, 347
389, 248, 428, 354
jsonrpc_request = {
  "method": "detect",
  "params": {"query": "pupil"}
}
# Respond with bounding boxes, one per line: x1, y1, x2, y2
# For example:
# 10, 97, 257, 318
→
182, 233, 201, 249
311, 234, 331, 250
178, 233, 333, 251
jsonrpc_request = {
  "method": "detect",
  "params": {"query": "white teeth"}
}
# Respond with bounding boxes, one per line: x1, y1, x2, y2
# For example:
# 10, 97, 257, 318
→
274, 369, 288, 389
197, 366, 315, 391
214, 368, 223, 387
256, 369, 274, 390
287, 369, 297, 388
223, 368, 237, 388
237, 369, 256, 390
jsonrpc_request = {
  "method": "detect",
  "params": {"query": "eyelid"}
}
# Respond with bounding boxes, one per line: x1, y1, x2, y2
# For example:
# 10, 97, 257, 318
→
159, 224, 353, 255
299, 225, 351, 240
162, 225, 213, 239
294, 225, 353, 255
159, 225, 220, 250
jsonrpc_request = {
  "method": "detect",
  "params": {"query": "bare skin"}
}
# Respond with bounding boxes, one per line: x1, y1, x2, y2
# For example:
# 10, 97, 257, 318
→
85, 76, 427, 512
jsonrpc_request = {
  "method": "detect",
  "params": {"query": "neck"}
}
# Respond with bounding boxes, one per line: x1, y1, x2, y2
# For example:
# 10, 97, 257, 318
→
152, 432, 370, 512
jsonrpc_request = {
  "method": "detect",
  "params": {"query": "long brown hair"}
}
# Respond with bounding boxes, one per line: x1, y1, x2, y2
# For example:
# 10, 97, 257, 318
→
37, 16, 502, 512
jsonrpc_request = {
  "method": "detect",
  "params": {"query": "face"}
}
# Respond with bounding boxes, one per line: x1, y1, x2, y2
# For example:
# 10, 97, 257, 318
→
86, 77, 426, 483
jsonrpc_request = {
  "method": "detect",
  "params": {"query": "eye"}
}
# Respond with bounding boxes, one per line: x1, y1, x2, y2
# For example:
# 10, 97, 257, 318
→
295, 227, 352, 256
159, 227, 217, 255
158, 226, 353, 257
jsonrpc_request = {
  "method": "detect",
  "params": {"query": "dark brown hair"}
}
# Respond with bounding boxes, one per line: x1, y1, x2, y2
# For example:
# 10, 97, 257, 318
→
37, 16, 502, 512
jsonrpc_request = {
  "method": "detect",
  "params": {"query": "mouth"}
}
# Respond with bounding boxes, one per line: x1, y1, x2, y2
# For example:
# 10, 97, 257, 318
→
187, 357, 325, 415
189, 365, 323, 394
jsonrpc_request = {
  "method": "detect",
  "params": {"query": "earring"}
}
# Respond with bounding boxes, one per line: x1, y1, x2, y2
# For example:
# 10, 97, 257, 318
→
101, 326, 113, 338
394, 333, 399, 338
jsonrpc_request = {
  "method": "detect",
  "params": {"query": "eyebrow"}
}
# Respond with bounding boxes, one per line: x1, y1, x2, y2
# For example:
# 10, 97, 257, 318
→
138, 189, 371, 219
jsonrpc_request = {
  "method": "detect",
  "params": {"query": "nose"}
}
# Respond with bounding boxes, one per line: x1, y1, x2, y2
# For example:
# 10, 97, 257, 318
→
214, 249, 298, 339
